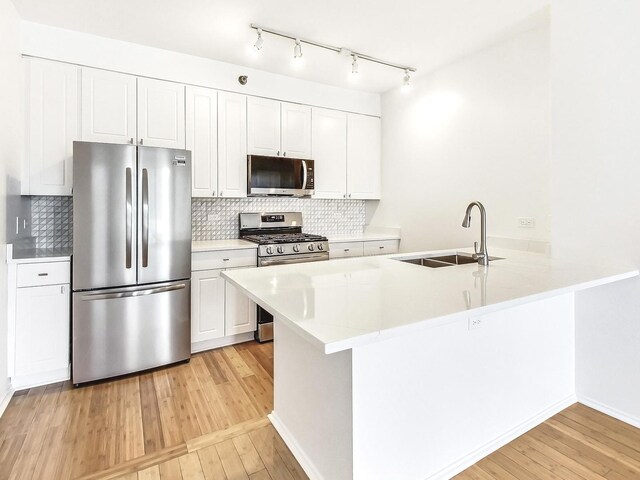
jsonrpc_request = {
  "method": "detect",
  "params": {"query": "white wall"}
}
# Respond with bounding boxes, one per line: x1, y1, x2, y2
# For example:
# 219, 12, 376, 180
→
20, 22, 380, 117
0, 0, 23, 405
551, 0, 640, 425
368, 16, 551, 253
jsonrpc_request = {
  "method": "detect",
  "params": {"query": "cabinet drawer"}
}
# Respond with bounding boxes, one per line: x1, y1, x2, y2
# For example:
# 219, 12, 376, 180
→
363, 239, 400, 256
17, 262, 70, 287
329, 242, 364, 259
192, 249, 257, 271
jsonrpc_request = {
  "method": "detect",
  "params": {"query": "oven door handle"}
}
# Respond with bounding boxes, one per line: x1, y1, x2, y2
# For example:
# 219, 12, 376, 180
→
260, 253, 328, 267
301, 160, 308, 190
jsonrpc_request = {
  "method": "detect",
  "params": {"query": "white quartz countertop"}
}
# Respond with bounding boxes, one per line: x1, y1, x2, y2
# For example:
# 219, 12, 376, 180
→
222, 247, 639, 354
327, 233, 401, 242
192, 239, 258, 252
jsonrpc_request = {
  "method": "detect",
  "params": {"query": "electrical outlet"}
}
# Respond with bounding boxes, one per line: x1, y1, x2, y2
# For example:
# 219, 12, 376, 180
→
517, 217, 535, 228
468, 316, 483, 330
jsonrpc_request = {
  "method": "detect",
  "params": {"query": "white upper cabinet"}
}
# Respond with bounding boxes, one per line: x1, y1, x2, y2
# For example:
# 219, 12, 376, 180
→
81, 68, 136, 145
347, 114, 381, 199
24, 58, 79, 196
247, 98, 312, 159
218, 92, 248, 198
311, 108, 347, 199
247, 97, 281, 156
186, 86, 218, 197
137, 78, 185, 148
281, 103, 312, 159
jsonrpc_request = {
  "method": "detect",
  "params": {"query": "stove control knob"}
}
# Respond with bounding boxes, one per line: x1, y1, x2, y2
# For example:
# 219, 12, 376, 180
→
308, 244, 315, 251
293, 245, 300, 253
266, 246, 273, 255
317, 243, 324, 251
277, 246, 285, 254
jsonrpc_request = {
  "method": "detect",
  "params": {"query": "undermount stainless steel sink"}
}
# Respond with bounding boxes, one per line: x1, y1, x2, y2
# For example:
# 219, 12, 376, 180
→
398, 253, 503, 268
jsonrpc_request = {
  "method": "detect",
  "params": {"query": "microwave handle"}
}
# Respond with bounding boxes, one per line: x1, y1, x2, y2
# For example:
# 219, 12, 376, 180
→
301, 160, 308, 190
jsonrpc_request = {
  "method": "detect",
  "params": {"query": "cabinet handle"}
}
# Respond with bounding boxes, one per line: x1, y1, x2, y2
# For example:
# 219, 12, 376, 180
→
283, 151, 287, 157
61, 285, 66, 294
129, 138, 134, 144
344, 249, 350, 252
379, 246, 385, 249
37, 273, 49, 277
212, 191, 216, 197
223, 258, 230, 262
348, 194, 352, 198
140, 138, 144, 145
277, 151, 280, 156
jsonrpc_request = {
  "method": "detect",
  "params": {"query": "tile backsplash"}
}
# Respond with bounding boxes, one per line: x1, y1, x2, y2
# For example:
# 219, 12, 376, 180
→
30, 196, 366, 248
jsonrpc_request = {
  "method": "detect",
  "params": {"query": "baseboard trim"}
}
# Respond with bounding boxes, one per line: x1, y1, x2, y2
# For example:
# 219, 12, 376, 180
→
269, 411, 324, 480
578, 395, 640, 429
427, 394, 577, 480
10, 366, 70, 390
191, 332, 255, 354
0, 387, 15, 418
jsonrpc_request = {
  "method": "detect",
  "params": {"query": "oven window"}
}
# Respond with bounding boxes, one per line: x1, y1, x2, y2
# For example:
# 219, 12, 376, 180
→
251, 157, 302, 189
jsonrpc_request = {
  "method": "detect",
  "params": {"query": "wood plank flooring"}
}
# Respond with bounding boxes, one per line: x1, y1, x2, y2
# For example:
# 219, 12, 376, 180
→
0, 341, 285, 480
455, 403, 640, 479
2, 338, 640, 479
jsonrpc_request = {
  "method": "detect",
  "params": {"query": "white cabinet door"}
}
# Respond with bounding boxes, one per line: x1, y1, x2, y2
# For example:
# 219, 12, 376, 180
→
191, 269, 226, 344
347, 114, 381, 199
137, 78, 185, 148
218, 92, 248, 198
81, 68, 136, 145
247, 97, 281, 156
281, 102, 312, 159
15, 284, 70, 377
225, 274, 257, 336
25, 58, 79, 196
312, 108, 347, 199
186, 86, 218, 197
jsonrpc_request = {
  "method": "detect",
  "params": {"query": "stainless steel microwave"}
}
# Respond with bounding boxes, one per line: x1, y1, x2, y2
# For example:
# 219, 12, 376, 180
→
247, 155, 314, 197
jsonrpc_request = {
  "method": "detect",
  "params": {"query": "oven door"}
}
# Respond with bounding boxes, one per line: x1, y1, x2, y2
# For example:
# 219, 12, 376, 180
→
255, 251, 328, 342
258, 252, 329, 267
248, 155, 314, 197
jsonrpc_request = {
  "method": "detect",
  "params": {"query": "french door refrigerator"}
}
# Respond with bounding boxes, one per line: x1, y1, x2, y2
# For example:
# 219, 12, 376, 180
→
72, 141, 192, 385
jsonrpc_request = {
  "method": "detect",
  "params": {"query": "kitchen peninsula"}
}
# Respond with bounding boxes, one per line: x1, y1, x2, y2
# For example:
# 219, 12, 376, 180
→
223, 248, 638, 480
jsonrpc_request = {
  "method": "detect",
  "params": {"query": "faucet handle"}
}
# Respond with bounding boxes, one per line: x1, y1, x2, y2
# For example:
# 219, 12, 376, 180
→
474, 241, 480, 255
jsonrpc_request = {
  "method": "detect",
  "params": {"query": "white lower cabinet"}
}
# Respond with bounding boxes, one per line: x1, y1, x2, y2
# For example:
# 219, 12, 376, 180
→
329, 239, 400, 259
191, 249, 257, 352
9, 259, 71, 389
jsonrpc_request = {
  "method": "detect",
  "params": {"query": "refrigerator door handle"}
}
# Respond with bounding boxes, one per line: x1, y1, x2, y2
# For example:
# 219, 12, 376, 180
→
125, 167, 133, 269
142, 168, 149, 268
79, 283, 187, 301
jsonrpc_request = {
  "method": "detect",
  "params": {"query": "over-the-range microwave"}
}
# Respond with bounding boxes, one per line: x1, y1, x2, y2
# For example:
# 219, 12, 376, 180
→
247, 155, 314, 197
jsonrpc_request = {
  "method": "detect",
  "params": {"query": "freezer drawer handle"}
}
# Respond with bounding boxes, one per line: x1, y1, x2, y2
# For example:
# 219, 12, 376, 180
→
80, 283, 186, 301
142, 168, 149, 268
37, 273, 49, 276
125, 167, 133, 269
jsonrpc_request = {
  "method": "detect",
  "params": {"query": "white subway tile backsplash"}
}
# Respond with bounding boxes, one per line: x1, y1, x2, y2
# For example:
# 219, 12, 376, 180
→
31, 196, 366, 247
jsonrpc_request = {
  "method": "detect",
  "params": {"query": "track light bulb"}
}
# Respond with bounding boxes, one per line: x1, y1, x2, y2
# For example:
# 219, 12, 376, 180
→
293, 39, 303, 59
254, 28, 264, 51
351, 55, 359, 75
403, 69, 411, 86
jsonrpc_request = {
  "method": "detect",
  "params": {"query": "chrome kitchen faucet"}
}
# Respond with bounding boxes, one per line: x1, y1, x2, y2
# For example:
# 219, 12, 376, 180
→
462, 201, 490, 266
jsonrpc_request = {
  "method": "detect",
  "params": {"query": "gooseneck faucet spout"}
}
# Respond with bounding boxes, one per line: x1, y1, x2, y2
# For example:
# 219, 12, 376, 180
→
462, 201, 489, 266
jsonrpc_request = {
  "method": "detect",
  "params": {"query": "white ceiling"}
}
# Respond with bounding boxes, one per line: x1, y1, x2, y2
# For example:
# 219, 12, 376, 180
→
12, 0, 550, 93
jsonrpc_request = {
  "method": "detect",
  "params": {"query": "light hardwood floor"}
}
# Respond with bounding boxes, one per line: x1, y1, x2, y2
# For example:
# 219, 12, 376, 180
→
455, 403, 640, 479
2, 339, 640, 479
0, 341, 303, 480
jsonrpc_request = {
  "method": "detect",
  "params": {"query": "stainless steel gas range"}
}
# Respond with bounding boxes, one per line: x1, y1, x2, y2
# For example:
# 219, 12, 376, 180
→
239, 212, 330, 342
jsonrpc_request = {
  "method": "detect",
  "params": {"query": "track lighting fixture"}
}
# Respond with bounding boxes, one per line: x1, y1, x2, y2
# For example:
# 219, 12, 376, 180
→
249, 24, 416, 87
401, 69, 411, 91
254, 28, 264, 51
293, 39, 303, 59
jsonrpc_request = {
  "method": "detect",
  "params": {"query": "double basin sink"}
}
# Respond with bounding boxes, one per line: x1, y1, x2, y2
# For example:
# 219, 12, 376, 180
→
399, 253, 503, 268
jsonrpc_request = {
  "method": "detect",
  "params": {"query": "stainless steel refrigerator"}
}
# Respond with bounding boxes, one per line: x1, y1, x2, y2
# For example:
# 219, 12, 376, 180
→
72, 141, 192, 385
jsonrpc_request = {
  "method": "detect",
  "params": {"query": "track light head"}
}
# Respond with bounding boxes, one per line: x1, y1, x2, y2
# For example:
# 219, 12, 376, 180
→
351, 54, 359, 75
402, 69, 411, 92
254, 28, 264, 51
293, 39, 303, 59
